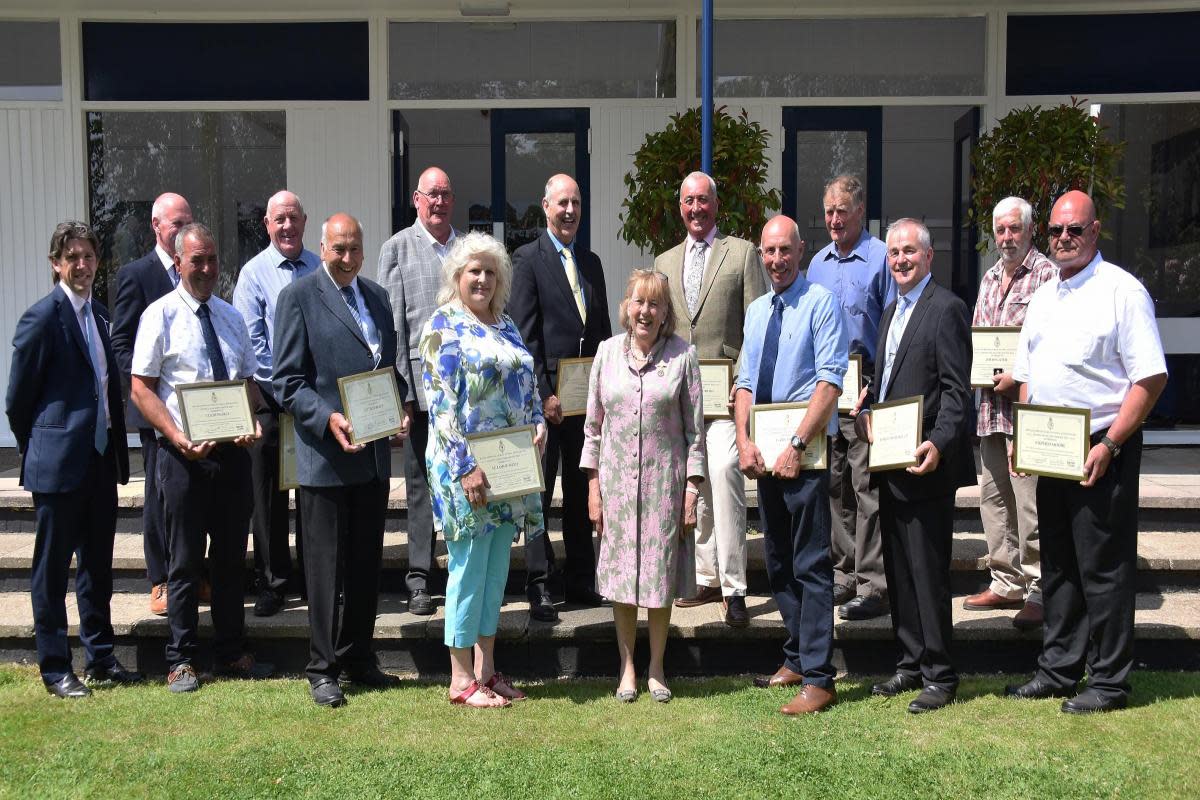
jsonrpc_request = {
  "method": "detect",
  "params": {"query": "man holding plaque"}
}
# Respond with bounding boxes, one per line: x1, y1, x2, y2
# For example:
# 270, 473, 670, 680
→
234, 190, 319, 617
1007, 191, 1167, 714
509, 173, 612, 619
807, 175, 895, 621
855, 219, 974, 713
274, 212, 410, 708
735, 215, 846, 714
964, 197, 1056, 629
658, 171, 766, 627
131, 223, 272, 694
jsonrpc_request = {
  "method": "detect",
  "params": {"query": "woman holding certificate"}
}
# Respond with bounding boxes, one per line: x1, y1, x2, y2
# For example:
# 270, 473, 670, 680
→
580, 269, 706, 703
421, 232, 547, 709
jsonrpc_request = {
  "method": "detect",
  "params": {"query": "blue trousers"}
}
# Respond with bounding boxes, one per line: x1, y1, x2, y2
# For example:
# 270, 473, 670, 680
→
444, 528, 513, 648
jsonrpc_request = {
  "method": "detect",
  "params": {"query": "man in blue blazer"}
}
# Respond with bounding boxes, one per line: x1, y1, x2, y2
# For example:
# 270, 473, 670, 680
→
110, 192, 193, 614
6, 221, 141, 698
273, 213, 410, 707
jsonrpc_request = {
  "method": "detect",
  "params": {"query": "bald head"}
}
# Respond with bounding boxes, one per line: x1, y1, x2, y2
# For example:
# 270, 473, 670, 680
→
264, 190, 307, 260
415, 166, 454, 244
759, 215, 805, 292
1048, 190, 1100, 278
320, 213, 364, 289
151, 192, 193, 256
542, 173, 582, 244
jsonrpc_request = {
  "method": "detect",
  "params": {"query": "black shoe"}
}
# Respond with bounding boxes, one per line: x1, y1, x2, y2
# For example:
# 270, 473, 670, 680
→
253, 587, 285, 617
528, 591, 559, 623
1062, 688, 1127, 714
723, 595, 749, 627
45, 673, 91, 699
311, 677, 346, 707
407, 589, 435, 616
213, 653, 275, 680
84, 659, 144, 687
908, 685, 956, 713
1005, 677, 1075, 700
838, 594, 888, 621
340, 665, 401, 689
871, 673, 922, 697
565, 586, 609, 607
832, 584, 855, 606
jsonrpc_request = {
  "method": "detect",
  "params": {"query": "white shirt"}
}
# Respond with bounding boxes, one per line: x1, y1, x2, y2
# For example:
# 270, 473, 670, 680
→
414, 218, 456, 262
131, 285, 258, 431
58, 282, 110, 426
879, 272, 932, 401
154, 244, 179, 285
325, 266, 382, 366
1014, 253, 1167, 433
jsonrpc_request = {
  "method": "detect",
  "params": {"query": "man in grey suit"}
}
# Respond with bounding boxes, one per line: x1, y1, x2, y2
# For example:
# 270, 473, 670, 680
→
274, 213, 411, 707
376, 166, 462, 616
656, 171, 765, 628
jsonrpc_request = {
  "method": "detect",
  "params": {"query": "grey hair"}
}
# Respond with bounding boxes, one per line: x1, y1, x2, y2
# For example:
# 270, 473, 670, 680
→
886, 218, 932, 250
320, 216, 364, 243
679, 170, 718, 199
174, 222, 216, 255
823, 175, 866, 210
437, 231, 513, 320
266, 190, 305, 219
992, 196, 1033, 229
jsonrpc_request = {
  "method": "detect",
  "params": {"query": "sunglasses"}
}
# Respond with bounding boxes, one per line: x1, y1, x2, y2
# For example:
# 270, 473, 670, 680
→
1047, 223, 1090, 238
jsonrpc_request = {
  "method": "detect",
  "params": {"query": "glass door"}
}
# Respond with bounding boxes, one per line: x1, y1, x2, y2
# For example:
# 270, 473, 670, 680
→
951, 107, 981, 303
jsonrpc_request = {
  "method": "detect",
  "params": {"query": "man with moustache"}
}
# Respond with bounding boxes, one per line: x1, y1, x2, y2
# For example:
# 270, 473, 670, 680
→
658, 171, 765, 627
234, 190, 319, 617
377, 166, 462, 616
806, 175, 895, 621
111, 192, 193, 615
132, 223, 272, 693
855, 219, 974, 713
962, 197, 1056, 630
509, 173, 612, 618
1006, 191, 1166, 713
737, 216, 846, 713
275, 213, 410, 707
6, 221, 141, 697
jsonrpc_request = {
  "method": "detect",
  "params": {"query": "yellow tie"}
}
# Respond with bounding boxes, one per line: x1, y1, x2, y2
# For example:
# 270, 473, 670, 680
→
562, 248, 587, 323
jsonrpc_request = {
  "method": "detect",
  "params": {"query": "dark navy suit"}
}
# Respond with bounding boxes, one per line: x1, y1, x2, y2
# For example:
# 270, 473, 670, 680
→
6, 284, 129, 684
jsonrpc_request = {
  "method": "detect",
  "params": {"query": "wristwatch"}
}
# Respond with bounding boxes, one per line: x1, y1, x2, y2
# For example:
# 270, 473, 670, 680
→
1100, 435, 1122, 459
789, 434, 806, 452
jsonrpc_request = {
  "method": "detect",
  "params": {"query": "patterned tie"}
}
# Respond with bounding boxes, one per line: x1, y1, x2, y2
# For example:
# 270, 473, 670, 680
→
81, 301, 108, 454
755, 294, 785, 405
196, 302, 230, 381
341, 285, 364, 328
880, 296, 910, 401
684, 240, 706, 316
561, 248, 587, 323
168, 266, 180, 288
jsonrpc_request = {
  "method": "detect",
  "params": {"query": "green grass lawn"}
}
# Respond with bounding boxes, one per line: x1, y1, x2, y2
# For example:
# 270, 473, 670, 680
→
1, 665, 1197, 799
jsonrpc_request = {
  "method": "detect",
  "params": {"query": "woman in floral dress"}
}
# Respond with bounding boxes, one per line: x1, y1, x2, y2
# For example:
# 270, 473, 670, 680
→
580, 269, 706, 703
421, 232, 547, 709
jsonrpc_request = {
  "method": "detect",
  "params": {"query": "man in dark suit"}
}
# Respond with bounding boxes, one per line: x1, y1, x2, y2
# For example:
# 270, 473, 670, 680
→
508, 173, 612, 619
110, 191, 193, 615
6, 221, 142, 698
855, 218, 974, 713
274, 213, 410, 707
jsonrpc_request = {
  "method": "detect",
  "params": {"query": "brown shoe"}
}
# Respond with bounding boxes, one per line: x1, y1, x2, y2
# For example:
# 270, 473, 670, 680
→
962, 588, 1023, 610
1012, 600, 1044, 630
753, 665, 805, 689
150, 583, 168, 616
781, 684, 837, 715
674, 585, 722, 608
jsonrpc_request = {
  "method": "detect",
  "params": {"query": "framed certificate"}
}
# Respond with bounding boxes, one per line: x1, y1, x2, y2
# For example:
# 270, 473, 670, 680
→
867, 395, 924, 472
699, 358, 734, 419
1012, 403, 1091, 481
175, 379, 255, 443
337, 367, 405, 445
970, 326, 1022, 388
278, 413, 299, 491
555, 356, 593, 417
749, 402, 828, 472
466, 425, 546, 502
837, 354, 863, 413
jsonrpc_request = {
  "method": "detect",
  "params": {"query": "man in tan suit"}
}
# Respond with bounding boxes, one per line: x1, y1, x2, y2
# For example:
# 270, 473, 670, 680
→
657, 171, 765, 627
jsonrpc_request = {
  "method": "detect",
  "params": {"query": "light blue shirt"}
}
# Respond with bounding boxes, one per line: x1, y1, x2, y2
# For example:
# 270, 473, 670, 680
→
807, 230, 895, 366
233, 243, 319, 388
547, 229, 585, 307
326, 266, 382, 366
879, 272, 933, 401
735, 275, 848, 436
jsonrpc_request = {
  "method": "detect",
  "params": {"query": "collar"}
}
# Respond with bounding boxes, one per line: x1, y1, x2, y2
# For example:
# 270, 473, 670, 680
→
57, 281, 91, 315
323, 263, 358, 295
415, 217, 456, 249
824, 228, 870, 262
898, 272, 933, 307
267, 242, 311, 269
174, 284, 207, 314
547, 229, 575, 258
155, 244, 175, 271
687, 227, 718, 250
988, 245, 1044, 280
772, 273, 809, 307
1058, 251, 1102, 293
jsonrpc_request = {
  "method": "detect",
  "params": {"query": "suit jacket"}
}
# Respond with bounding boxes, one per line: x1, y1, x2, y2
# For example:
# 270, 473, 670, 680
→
5, 286, 130, 492
864, 279, 975, 503
110, 251, 174, 429
375, 222, 464, 411
653, 233, 765, 367
272, 269, 403, 488
508, 231, 612, 401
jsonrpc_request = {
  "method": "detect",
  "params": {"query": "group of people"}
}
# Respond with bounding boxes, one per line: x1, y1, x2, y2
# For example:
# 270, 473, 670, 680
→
7, 162, 1165, 717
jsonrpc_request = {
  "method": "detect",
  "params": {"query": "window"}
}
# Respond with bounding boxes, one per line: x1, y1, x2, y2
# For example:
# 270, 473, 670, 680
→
0, 21, 61, 101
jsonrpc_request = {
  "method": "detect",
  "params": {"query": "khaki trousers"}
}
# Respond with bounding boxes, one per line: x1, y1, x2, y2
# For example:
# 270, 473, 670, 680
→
694, 419, 748, 597
978, 433, 1041, 601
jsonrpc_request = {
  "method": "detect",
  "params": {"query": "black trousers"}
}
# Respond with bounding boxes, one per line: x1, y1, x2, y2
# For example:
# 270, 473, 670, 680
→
248, 409, 300, 593
759, 470, 836, 688
158, 442, 252, 668
1035, 429, 1142, 699
879, 486, 958, 691
298, 479, 388, 684
139, 427, 169, 585
30, 444, 118, 683
402, 410, 437, 594
525, 415, 596, 595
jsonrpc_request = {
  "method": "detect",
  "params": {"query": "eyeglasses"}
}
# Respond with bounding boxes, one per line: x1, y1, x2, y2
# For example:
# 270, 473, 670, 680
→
1047, 223, 1090, 239
415, 189, 454, 203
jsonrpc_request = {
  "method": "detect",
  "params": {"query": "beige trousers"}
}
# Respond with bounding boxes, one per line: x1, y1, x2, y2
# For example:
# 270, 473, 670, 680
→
693, 419, 748, 597
978, 433, 1041, 601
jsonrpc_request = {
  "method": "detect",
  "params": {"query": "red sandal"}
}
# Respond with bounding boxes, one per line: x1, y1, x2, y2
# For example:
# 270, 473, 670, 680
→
484, 672, 527, 701
449, 680, 511, 708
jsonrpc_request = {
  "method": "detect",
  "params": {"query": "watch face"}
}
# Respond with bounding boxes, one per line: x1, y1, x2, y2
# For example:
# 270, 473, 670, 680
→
790, 435, 803, 450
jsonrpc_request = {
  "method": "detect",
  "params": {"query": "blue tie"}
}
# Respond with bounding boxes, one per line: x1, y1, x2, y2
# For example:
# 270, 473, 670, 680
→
196, 302, 229, 381
755, 294, 785, 404
340, 285, 363, 327
81, 302, 108, 454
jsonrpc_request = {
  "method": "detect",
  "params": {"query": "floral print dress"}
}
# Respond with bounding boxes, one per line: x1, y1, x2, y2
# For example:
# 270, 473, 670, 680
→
580, 333, 706, 608
421, 302, 545, 543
